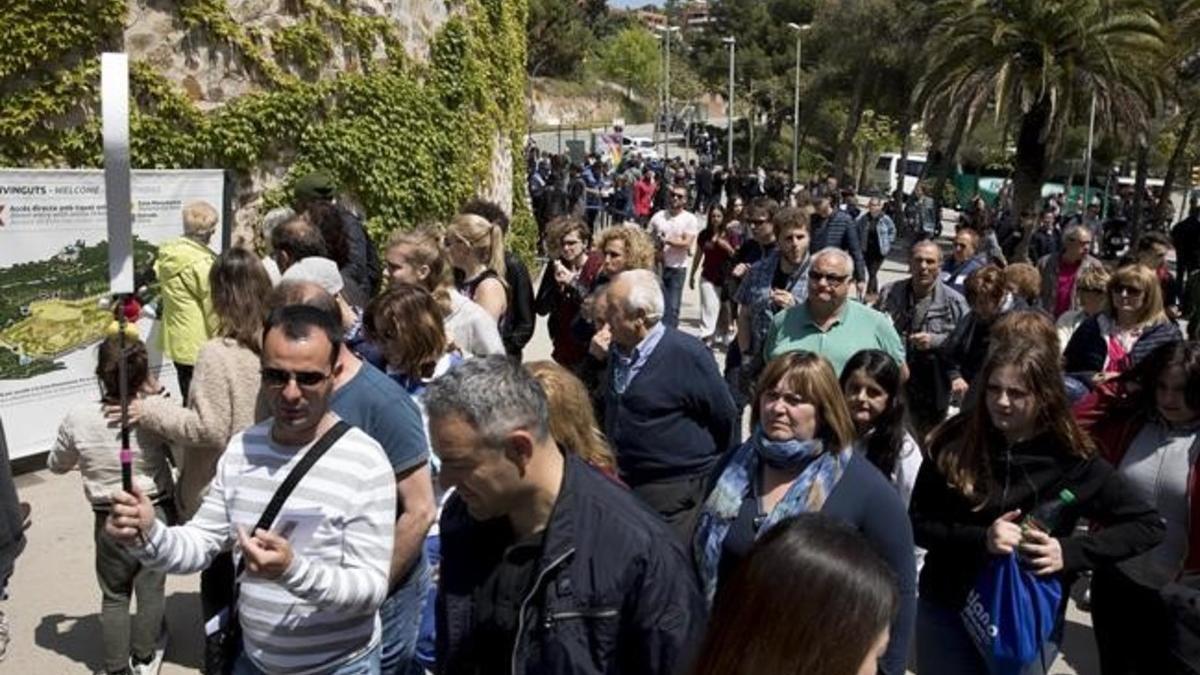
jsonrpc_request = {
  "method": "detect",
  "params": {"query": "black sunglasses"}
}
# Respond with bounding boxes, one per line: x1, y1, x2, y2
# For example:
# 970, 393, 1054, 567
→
261, 368, 331, 389
808, 271, 850, 285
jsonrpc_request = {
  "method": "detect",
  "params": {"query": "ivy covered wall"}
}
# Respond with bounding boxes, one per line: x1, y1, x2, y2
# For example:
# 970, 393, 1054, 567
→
0, 0, 533, 255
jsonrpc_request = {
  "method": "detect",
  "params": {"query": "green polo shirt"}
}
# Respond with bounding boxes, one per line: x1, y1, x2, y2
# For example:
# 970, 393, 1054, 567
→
763, 299, 906, 376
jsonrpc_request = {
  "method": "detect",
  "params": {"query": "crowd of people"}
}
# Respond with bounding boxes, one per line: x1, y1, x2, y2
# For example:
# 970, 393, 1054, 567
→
2, 161, 1200, 675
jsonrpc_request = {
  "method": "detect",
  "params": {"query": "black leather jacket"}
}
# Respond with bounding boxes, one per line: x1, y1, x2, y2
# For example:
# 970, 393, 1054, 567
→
436, 454, 706, 675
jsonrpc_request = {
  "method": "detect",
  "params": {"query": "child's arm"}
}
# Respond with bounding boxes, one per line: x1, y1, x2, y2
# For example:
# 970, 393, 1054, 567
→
46, 416, 80, 474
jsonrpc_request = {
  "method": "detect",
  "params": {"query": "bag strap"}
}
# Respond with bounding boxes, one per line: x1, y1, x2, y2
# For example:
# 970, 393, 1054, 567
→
252, 419, 350, 534
235, 420, 351, 580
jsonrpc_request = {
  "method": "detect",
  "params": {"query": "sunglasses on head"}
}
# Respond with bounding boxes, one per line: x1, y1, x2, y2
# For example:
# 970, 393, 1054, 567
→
261, 367, 331, 389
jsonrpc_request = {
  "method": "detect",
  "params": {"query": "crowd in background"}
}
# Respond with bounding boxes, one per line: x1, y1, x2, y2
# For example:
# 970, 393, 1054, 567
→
1, 154, 1199, 675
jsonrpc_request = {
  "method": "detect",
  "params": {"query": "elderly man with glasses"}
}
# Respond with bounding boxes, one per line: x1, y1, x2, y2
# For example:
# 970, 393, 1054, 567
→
1037, 224, 1104, 319
763, 248, 907, 378
649, 185, 701, 328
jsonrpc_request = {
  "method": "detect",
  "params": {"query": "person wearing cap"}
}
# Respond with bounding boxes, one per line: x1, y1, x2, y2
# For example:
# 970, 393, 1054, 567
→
155, 201, 220, 402
293, 171, 382, 297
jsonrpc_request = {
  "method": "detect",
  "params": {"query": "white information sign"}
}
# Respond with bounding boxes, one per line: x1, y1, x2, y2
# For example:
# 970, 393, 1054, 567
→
0, 169, 225, 460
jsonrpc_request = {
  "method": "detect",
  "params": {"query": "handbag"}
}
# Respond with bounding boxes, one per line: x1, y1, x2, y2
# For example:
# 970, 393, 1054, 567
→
961, 553, 1062, 675
203, 420, 351, 675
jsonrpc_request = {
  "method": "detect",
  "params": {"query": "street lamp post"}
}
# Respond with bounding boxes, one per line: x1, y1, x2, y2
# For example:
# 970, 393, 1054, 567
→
787, 23, 811, 186
723, 36, 736, 170
1083, 92, 1097, 205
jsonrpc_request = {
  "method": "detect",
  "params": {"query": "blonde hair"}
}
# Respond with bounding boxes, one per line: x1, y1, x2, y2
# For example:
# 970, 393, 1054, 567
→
594, 225, 656, 272
447, 213, 506, 280
386, 226, 447, 295
182, 201, 219, 237
1075, 265, 1111, 294
1109, 263, 1166, 327
1003, 263, 1041, 304
526, 361, 617, 473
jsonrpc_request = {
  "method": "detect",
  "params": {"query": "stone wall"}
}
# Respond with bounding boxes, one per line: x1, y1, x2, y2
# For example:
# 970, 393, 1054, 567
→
123, 0, 505, 246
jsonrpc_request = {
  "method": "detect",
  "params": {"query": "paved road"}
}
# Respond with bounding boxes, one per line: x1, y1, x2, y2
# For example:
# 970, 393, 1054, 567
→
2, 226, 1096, 674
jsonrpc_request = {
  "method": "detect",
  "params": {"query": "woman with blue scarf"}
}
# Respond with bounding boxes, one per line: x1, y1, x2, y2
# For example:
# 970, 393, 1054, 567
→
693, 351, 916, 675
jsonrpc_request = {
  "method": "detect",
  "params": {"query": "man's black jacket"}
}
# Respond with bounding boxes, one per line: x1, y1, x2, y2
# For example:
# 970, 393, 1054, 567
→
436, 454, 707, 675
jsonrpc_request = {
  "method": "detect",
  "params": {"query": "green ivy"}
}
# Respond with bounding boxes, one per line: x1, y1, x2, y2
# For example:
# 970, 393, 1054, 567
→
0, 0, 534, 259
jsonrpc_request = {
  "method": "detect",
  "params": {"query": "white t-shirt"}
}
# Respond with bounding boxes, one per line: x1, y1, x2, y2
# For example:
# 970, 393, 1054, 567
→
650, 209, 700, 268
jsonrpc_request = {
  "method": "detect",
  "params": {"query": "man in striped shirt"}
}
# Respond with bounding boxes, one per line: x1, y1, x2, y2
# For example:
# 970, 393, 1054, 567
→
107, 305, 396, 674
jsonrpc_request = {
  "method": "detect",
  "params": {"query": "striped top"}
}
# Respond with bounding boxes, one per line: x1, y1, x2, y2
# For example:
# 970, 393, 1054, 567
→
135, 419, 396, 674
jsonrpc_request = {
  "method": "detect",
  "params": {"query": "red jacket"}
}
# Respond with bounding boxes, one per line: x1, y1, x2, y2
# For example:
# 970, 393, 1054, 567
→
634, 179, 656, 217
1075, 381, 1200, 573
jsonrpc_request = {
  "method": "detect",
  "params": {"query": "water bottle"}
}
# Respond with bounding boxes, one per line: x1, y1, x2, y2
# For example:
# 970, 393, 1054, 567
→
1022, 488, 1077, 534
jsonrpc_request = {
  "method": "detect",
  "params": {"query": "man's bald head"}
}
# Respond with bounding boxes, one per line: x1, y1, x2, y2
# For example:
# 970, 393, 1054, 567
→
271, 215, 327, 273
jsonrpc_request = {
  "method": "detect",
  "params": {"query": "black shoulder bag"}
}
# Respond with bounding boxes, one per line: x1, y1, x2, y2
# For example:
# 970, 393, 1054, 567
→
204, 420, 351, 675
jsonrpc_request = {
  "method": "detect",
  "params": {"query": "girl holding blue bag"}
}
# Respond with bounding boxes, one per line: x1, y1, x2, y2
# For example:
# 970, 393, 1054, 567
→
910, 339, 1164, 674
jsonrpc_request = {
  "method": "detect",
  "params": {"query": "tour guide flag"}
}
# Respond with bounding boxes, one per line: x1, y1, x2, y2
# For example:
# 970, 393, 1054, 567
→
102, 53, 134, 295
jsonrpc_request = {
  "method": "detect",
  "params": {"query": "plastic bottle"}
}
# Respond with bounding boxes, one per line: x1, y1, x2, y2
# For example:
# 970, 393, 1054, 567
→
1022, 488, 1077, 533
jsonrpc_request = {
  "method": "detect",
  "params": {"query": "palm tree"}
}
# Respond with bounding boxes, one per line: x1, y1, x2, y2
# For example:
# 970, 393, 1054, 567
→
915, 0, 1167, 261
1153, 0, 1200, 228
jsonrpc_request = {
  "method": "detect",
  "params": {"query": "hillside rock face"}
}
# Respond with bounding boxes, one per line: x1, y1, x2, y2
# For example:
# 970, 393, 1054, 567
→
121, 0, 513, 245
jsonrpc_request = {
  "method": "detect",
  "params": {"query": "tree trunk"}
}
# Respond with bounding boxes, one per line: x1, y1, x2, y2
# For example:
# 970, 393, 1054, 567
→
931, 112, 969, 214
1011, 99, 1052, 263
833, 70, 870, 183
1155, 108, 1198, 227
1131, 140, 1150, 241
896, 108, 913, 200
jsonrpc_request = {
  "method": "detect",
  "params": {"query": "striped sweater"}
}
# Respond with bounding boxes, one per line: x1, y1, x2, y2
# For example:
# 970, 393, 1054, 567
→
134, 419, 396, 674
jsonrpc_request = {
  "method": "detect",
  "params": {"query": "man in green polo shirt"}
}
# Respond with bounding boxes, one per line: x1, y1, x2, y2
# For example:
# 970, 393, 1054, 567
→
763, 247, 907, 377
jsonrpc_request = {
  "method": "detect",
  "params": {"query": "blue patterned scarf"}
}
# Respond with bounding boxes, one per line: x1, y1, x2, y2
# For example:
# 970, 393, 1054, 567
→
693, 426, 852, 604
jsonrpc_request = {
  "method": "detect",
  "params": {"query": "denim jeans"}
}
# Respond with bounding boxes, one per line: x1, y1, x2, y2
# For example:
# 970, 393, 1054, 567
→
916, 597, 1058, 675
232, 642, 382, 675
661, 266, 686, 328
379, 555, 431, 675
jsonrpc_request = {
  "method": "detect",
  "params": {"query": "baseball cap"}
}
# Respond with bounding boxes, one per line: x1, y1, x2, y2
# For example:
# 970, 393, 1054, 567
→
281, 256, 343, 296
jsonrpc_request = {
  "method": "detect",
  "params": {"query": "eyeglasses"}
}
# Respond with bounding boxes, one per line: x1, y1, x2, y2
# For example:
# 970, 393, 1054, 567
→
261, 368, 331, 389
808, 271, 850, 286
1113, 284, 1145, 297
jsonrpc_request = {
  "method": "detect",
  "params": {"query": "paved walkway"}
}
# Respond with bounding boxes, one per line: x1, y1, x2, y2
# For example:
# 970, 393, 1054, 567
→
3, 235, 1095, 673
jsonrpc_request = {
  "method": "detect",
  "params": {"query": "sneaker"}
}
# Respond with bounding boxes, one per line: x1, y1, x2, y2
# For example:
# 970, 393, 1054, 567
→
0, 610, 9, 662
18, 503, 30, 531
130, 628, 167, 675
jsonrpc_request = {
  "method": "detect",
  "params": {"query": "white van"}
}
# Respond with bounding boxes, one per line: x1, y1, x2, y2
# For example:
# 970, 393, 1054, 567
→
621, 136, 659, 160
870, 152, 927, 195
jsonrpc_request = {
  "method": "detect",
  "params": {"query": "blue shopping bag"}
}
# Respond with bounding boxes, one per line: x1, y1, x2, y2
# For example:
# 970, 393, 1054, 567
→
961, 553, 1062, 675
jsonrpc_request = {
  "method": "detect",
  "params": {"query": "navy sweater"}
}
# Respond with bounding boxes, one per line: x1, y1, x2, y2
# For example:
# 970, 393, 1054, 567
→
604, 327, 738, 485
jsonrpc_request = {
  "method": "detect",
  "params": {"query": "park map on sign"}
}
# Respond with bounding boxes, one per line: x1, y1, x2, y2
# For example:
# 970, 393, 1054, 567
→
0, 237, 157, 379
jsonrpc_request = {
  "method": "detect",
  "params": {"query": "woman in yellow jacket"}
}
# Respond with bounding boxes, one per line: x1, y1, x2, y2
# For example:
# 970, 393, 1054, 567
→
155, 201, 219, 401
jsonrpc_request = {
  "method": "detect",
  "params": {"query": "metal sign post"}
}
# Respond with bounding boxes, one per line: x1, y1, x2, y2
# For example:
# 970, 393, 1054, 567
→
102, 53, 135, 494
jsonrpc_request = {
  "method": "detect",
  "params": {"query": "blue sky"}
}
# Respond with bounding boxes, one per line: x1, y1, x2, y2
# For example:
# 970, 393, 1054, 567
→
610, 0, 663, 7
